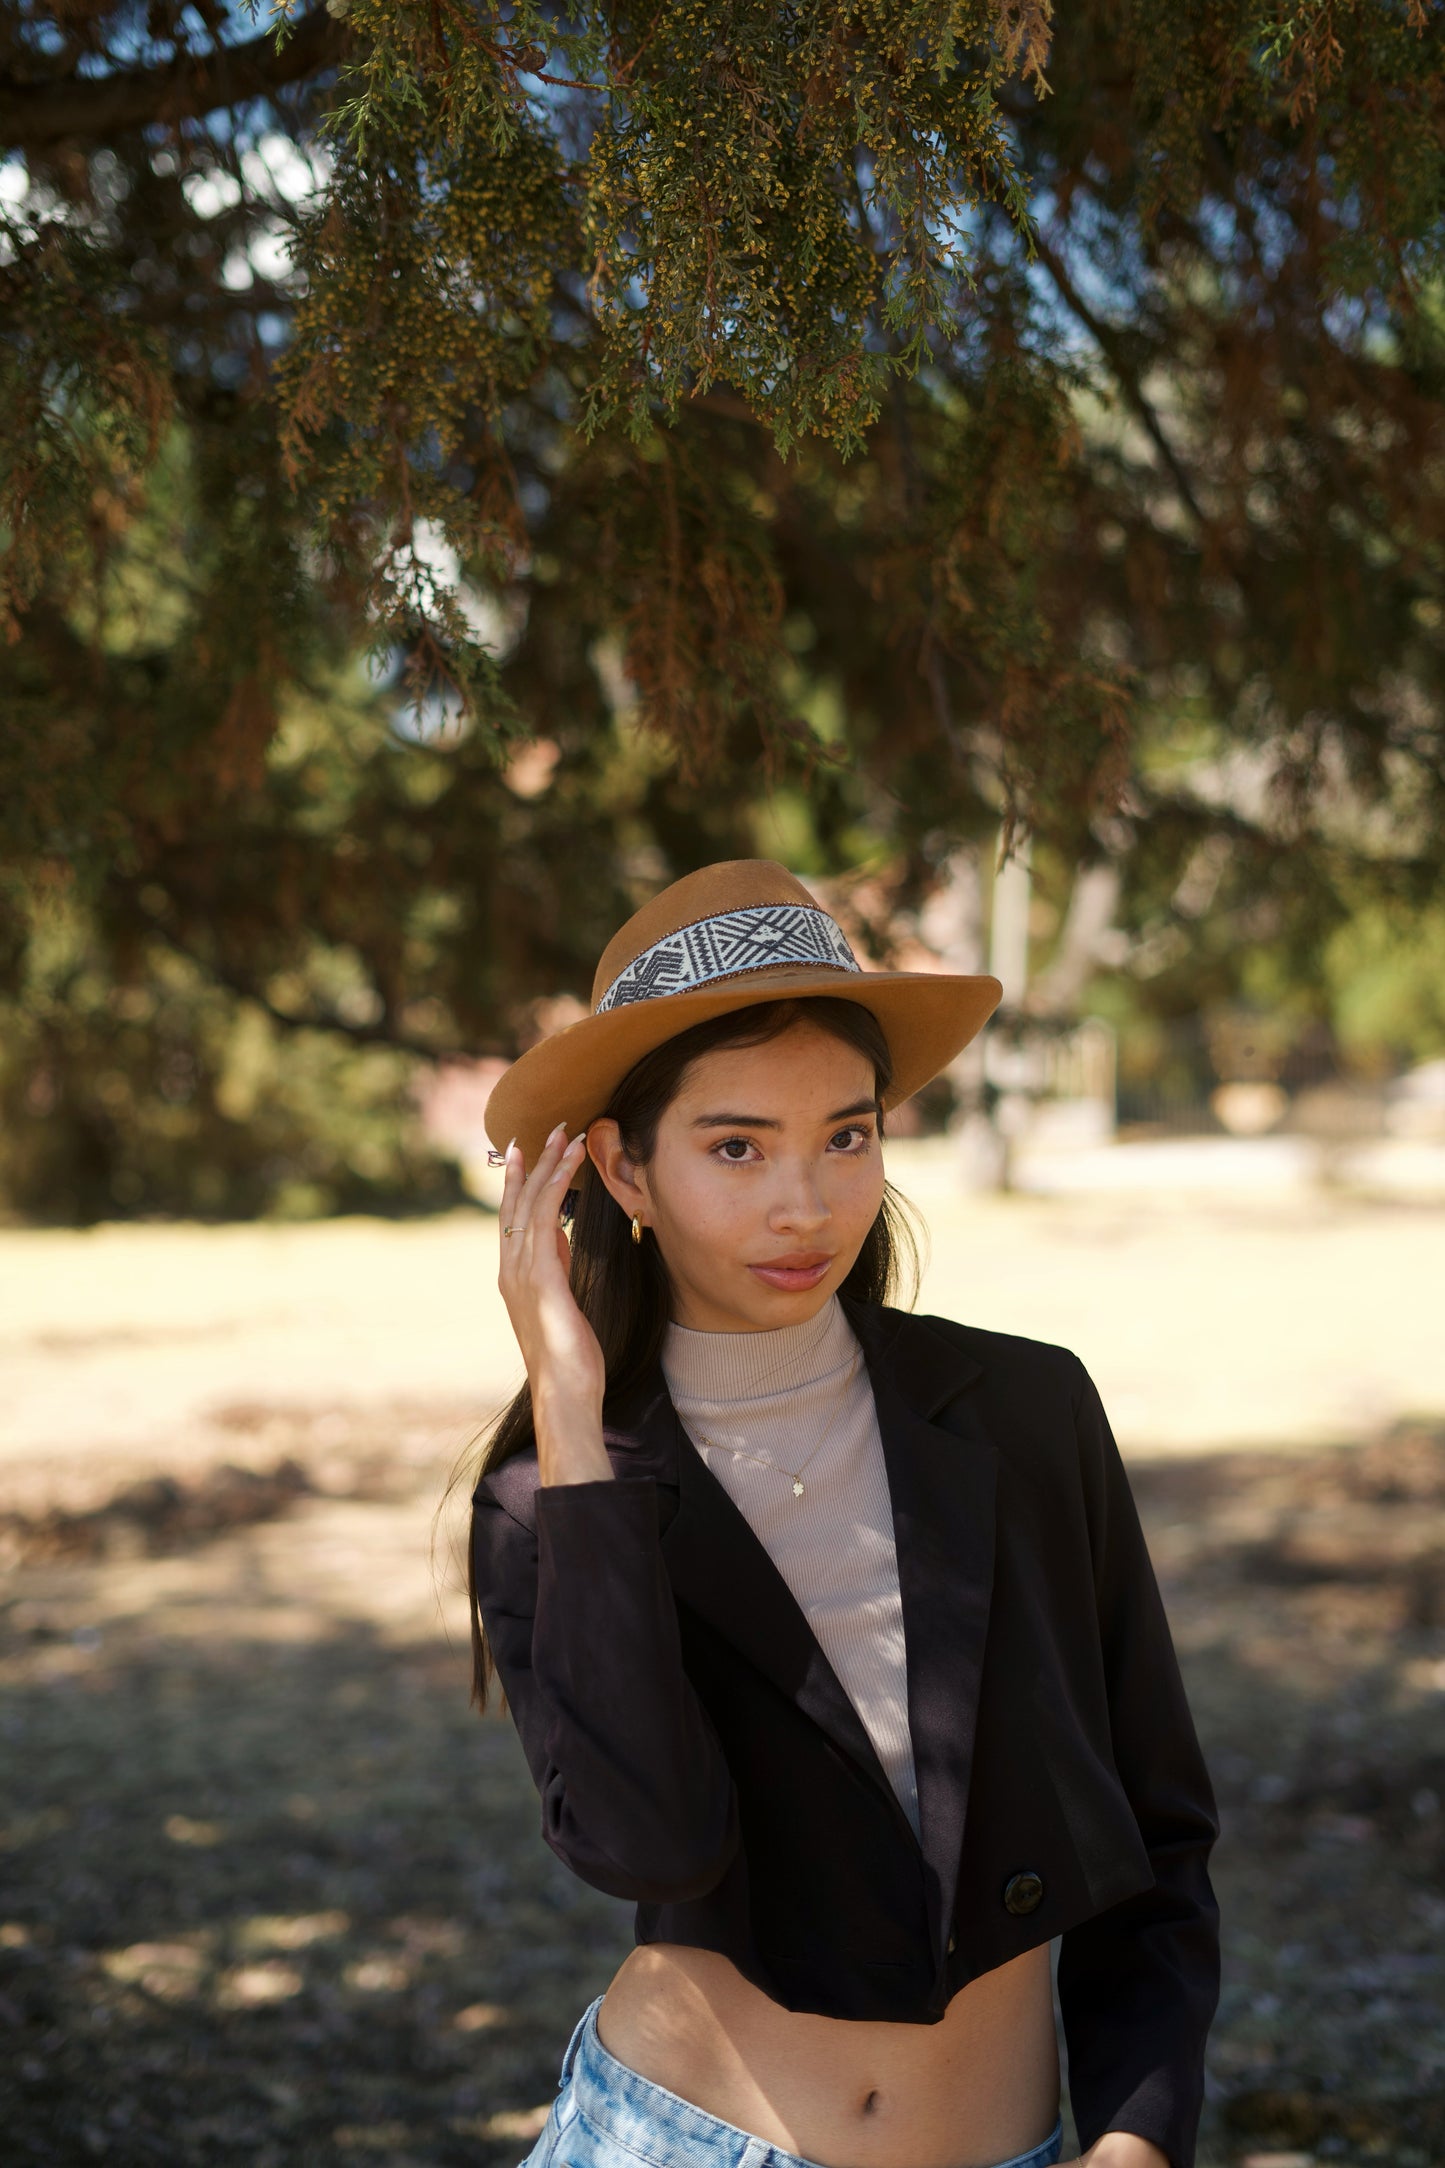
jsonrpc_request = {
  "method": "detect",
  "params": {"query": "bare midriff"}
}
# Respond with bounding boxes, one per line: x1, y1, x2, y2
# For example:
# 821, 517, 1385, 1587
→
596, 1941, 1059, 2168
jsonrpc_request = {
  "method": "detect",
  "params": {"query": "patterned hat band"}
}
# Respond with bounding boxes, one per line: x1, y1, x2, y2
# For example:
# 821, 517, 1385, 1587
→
595, 903, 861, 1014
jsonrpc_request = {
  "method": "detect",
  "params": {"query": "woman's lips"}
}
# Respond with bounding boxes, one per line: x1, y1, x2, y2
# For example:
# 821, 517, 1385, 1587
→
747, 1255, 834, 1292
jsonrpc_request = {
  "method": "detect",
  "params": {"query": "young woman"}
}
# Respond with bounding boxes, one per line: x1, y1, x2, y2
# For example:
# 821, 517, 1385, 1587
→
469, 860, 1219, 2168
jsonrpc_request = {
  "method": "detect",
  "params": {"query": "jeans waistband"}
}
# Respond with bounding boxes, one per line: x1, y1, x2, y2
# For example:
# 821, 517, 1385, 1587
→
559, 1994, 599, 2086
560, 1995, 1064, 2168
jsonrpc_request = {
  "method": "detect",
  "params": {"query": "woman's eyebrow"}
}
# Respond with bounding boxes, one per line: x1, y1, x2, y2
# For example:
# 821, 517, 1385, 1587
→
691, 1111, 781, 1129
690, 1099, 879, 1130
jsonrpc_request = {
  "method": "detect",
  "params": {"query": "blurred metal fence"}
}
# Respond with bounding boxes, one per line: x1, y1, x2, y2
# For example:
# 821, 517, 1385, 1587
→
1115, 1015, 1372, 1139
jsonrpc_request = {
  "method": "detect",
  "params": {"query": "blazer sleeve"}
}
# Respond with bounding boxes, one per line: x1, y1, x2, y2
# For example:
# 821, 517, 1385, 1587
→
1056, 1360, 1221, 2168
471, 1471, 741, 1905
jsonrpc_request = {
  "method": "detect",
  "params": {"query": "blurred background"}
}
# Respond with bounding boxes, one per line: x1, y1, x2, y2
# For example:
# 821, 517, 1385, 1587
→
4, 1, 1445, 2163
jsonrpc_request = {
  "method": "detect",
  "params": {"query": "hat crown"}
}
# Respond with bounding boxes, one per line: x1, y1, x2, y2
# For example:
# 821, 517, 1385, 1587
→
590, 859, 821, 1011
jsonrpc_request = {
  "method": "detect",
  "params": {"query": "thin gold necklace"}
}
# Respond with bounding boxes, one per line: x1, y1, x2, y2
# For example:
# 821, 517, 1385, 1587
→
689, 1345, 860, 1499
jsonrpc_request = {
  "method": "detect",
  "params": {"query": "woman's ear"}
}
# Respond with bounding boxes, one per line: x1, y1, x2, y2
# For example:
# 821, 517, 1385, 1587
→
586, 1119, 650, 1225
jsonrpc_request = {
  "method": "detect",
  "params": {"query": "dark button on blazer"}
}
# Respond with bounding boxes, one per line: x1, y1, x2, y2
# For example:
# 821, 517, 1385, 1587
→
472, 1300, 1221, 2168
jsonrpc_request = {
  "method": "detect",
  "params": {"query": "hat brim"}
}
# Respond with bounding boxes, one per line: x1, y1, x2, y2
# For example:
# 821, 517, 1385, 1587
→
483, 965, 1003, 1168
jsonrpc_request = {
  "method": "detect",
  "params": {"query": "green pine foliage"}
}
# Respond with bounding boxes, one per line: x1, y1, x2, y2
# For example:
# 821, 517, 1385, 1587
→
1, 886, 462, 1221
3, 0, 1445, 1215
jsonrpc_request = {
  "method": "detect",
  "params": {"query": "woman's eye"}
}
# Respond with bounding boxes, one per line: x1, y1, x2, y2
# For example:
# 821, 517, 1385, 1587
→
716, 1137, 756, 1162
829, 1126, 871, 1152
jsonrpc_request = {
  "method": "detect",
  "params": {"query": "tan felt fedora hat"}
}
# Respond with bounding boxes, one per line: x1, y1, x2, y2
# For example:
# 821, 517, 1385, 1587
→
484, 859, 1002, 1167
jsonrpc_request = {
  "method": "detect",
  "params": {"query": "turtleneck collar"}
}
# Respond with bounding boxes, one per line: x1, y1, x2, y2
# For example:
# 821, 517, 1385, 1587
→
662, 1295, 858, 1408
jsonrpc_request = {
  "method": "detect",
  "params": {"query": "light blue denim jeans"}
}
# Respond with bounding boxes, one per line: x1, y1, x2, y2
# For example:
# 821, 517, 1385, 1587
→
519, 1994, 1065, 2168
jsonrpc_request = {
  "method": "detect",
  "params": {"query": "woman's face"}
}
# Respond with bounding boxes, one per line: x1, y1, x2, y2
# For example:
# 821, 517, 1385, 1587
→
591, 1021, 886, 1333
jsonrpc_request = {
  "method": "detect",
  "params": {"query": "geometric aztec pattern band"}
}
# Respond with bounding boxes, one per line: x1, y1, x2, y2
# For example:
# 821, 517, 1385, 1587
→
595, 904, 861, 1014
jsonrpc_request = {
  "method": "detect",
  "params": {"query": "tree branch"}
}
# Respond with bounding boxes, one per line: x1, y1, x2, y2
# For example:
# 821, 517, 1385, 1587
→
1029, 225, 1208, 533
0, 9, 346, 152
143, 917, 470, 1063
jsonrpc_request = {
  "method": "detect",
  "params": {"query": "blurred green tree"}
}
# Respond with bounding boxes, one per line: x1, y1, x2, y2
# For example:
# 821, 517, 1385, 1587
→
3, 1, 1445, 1213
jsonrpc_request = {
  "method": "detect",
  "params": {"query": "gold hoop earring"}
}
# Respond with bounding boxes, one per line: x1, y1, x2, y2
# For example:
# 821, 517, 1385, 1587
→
631, 1215, 643, 1245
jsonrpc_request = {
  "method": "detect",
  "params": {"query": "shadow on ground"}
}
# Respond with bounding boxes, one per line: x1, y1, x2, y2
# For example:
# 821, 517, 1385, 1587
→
2, 1422, 1444, 2167
0, 1611, 631, 2167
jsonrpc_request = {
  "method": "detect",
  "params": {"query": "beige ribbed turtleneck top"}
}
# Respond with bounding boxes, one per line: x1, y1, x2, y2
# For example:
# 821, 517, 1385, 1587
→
662, 1298, 921, 1841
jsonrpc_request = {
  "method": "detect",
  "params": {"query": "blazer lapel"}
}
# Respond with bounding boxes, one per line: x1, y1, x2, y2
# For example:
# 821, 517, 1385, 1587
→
607, 1303, 1001, 1948
847, 1303, 999, 1960
658, 1397, 900, 1808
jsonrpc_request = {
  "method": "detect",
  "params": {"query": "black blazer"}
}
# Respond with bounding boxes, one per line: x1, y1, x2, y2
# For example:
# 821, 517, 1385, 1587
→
472, 1300, 1220, 2168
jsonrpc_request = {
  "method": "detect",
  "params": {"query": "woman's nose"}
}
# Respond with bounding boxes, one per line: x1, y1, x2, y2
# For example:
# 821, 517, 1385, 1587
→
769, 1165, 830, 1233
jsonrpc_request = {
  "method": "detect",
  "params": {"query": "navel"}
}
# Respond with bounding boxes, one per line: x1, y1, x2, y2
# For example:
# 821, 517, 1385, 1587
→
861, 2088, 881, 2114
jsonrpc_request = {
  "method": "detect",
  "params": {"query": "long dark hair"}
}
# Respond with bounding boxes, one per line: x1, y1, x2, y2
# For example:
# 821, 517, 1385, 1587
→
465, 995, 921, 1709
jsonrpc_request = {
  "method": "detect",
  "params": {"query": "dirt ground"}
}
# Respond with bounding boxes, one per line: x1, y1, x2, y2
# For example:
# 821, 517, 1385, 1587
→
3, 1184, 1444, 2168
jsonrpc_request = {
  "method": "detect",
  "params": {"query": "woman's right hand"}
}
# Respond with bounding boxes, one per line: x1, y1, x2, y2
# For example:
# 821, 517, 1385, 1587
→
497, 1125, 614, 1486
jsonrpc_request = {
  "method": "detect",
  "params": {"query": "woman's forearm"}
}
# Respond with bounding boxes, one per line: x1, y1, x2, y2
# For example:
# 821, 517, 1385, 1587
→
497, 1126, 613, 1488
533, 1381, 613, 1486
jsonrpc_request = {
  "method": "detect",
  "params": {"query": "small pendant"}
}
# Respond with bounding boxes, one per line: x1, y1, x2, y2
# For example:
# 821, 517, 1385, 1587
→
792, 1477, 805, 1497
